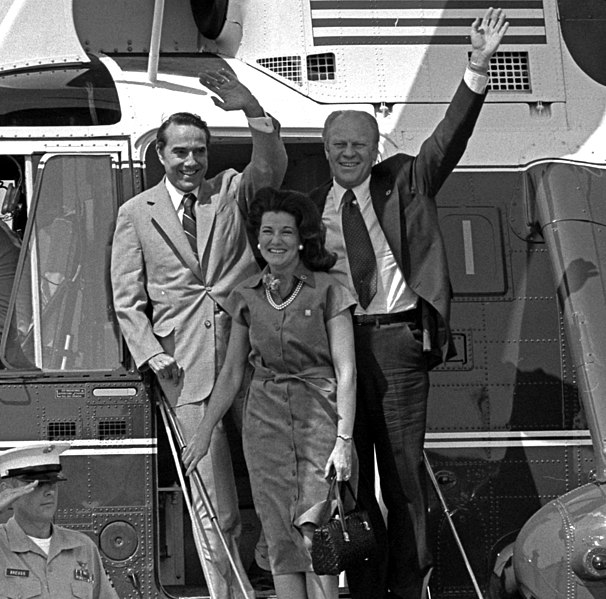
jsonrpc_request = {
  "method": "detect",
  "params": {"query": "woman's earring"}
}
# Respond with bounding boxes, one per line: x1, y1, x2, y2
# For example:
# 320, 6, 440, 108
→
298, 244, 304, 251
257, 243, 261, 250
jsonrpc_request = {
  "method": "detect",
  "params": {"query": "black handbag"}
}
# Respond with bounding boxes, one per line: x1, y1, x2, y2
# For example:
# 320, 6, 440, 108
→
311, 476, 377, 575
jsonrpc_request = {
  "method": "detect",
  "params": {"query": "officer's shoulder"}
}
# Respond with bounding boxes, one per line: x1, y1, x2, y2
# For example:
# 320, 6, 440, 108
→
53, 524, 97, 548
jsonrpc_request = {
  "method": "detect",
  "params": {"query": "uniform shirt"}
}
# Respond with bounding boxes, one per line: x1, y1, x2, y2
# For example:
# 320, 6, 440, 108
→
0, 516, 119, 599
322, 67, 489, 315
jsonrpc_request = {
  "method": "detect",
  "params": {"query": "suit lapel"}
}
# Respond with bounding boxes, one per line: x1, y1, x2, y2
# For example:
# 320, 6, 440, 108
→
149, 185, 204, 281
370, 173, 403, 269
194, 179, 217, 264
310, 180, 332, 213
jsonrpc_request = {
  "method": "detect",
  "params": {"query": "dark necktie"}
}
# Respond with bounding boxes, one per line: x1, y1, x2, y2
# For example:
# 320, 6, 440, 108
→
341, 189, 377, 309
182, 193, 198, 258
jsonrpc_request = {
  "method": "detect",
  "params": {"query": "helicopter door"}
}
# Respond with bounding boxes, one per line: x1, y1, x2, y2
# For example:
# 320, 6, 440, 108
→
0, 151, 130, 372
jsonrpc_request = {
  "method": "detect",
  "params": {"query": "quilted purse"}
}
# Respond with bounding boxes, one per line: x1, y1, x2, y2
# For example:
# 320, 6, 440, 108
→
311, 476, 377, 575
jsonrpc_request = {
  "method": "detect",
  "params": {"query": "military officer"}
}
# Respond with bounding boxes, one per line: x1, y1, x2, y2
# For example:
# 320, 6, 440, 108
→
0, 442, 119, 599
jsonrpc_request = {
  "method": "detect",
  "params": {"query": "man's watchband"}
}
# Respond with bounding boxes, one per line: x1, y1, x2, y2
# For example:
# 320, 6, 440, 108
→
468, 60, 489, 75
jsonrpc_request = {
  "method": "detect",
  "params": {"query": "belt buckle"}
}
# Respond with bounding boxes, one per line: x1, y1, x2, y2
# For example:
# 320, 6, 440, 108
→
355, 314, 381, 327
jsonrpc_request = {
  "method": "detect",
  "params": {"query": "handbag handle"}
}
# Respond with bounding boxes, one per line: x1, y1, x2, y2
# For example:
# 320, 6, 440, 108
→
319, 475, 367, 542
334, 478, 351, 541
338, 479, 361, 509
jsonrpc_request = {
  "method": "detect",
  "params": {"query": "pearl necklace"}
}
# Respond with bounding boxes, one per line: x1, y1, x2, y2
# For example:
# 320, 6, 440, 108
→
265, 279, 304, 310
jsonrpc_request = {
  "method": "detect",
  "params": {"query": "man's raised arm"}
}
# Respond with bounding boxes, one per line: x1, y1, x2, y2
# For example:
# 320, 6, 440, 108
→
199, 67, 287, 205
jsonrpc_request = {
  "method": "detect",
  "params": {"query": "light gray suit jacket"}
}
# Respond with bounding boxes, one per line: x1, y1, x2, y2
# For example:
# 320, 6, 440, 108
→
111, 121, 286, 405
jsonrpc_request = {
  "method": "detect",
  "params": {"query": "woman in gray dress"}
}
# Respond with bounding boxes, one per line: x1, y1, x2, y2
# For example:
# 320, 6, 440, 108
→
183, 187, 357, 599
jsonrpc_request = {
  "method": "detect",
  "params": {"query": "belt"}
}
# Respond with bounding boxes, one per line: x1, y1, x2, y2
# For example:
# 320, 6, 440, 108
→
353, 308, 418, 327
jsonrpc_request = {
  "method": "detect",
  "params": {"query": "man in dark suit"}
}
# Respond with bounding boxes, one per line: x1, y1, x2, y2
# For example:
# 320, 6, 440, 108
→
111, 68, 286, 598
309, 9, 509, 599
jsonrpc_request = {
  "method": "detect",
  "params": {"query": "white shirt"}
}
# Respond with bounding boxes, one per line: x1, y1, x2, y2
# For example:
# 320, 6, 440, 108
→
324, 180, 417, 315
27, 534, 51, 554
165, 179, 200, 222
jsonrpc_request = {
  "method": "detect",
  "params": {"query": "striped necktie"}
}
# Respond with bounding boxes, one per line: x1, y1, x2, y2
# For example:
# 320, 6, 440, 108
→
182, 193, 198, 258
341, 189, 377, 309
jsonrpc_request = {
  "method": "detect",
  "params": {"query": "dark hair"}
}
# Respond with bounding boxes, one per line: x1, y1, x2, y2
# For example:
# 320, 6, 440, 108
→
322, 110, 380, 146
248, 187, 337, 272
156, 112, 211, 150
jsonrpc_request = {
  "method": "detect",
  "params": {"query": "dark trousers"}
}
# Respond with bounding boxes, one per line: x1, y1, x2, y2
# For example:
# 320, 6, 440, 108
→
346, 318, 432, 599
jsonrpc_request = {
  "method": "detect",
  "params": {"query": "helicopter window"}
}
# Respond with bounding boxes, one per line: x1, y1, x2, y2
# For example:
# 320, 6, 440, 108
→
1, 154, 122, 372
439, 206, 507, 296
0, 54, 121, 127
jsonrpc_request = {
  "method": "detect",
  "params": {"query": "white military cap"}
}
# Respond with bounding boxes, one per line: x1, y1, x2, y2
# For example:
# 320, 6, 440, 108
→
0, 442, 70, 482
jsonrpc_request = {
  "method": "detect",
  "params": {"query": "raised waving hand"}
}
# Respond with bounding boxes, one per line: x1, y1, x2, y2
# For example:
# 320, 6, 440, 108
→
470, 7, 510, 69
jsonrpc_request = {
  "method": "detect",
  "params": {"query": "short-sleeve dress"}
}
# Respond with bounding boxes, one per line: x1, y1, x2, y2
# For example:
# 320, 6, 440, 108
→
224, 264, 356, 575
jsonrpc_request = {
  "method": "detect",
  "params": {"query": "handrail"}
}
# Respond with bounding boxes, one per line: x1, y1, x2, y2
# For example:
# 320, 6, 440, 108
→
424, 451, 484, 599
157, 392, 250, 598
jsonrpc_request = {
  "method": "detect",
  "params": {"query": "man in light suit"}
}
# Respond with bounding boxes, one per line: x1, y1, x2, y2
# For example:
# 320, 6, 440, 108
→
111, 68, 287, 599
309, 10, 509, 599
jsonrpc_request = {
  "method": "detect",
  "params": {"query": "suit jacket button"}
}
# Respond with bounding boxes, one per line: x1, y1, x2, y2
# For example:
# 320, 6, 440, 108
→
204, 320, 212, 328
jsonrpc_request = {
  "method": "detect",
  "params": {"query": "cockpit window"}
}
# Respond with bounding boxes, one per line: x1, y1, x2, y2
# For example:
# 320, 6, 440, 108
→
1, 154, 122, 371
0, 54, 120, 127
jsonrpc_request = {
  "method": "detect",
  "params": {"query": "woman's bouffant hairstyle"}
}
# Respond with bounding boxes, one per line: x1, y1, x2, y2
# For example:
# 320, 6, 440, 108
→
248, 187, 337, 272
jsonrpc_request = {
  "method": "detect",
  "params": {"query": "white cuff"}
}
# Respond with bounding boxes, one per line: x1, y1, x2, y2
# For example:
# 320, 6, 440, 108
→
464, 67, 489, 95
248, 115, 274, 133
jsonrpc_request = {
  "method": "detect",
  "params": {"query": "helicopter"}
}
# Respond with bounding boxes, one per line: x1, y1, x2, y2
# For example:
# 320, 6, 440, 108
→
1, 1, 605, 597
